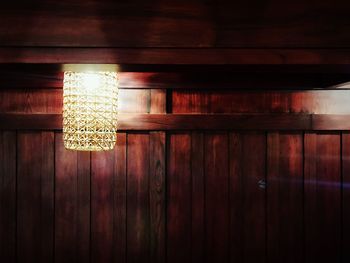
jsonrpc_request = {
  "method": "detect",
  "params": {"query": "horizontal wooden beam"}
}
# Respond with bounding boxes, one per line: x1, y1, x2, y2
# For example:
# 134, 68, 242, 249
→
0, 113, 349, 131
2, 70, 350, 90
1, 48, 350, 65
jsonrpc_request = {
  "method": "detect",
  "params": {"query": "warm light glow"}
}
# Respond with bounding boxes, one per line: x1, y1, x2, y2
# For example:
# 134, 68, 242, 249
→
63, 71, 118, 151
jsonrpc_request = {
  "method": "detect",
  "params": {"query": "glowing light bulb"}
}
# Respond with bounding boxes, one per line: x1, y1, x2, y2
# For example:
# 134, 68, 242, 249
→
82, 73, 100, 92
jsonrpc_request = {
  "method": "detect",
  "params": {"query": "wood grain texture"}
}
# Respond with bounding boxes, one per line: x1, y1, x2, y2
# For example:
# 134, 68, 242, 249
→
150, 132, 166, 263
113, 133, 127, 263
342, 133, 350, 262
55, 133, 90, 263
229, 133, 267, 263
304, 133, 341, 262
6, 113, 350, 132
0, 89, 149, 114
127, 133, 150, 263
0, 113, 312, 130
205, 133, 230, 262
0, 131, 16, 263
91, 150, 115, 262
0, 89, 62, 113
150, 89, 166, 114
167, 133, 191, 263
150, 89, 167, 263
2, 48, 350, 64
191, 132, 205, 263
55, 133, 78, 262
216, 0, 350, 48
243, 133, 266, 263
173, 90, 350, 114
17, 131, 54, 263
229, 133, 244, 262
267, 132, 303, 263
0, 1, 214, 47
2, 74, 350, 263
1, 1, 350, 49
76, 151, 91, 263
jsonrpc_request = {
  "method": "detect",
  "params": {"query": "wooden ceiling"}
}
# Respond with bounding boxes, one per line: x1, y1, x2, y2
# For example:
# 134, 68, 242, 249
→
1, 0, 350, 64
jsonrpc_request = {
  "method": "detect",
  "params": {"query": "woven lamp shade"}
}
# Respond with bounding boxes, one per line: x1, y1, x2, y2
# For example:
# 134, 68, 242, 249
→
63, 71, 118, 151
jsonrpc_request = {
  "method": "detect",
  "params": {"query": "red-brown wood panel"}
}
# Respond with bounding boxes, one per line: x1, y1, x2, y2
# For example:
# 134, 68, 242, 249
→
55, 133, 90, 263
267, 132, 303, 263
167, 133, 191, 263
216, 0, 350, 48
229, 133, 244, 262
55, 133, 78, 262
150, 131, 166, 263
113, 133, 127, 263
150, 90, 166, 114
304, 133, 341, 262
204, 133, 230, 263
127, 133, 150, 262
243, 133, 266, 263
191, 132, 205, 263
0, 89, 150, 114
229, 133, 266, 263
17, 131, 54, 263
342, 133, 350, 262
172, 90, 350, 114
91, 150, 115, 262
0, 131, 16, 262
76, 151, 91, 263
149, 88, 166, 263
0, 89, 62, 113
1, 1, 350, 48
0, 1, 214, 47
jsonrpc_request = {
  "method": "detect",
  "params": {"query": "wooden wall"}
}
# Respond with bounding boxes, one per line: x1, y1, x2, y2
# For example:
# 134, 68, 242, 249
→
0, 72, 349, 263
1, 0, 350, 261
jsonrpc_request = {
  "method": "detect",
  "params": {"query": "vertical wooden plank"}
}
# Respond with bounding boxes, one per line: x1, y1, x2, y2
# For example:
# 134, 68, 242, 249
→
18, 132, 40, 263
55, 133, 90, 263
230, 133, 267, 262
317, 133, 341, 260
266, 132, 280, 263
191, 132, 204, 263
127, 133, 150, 263
0, 131, 16, 262
150, 89, 166, 114
91, 150, 115, 262
242, 133, 266, 263
304, 133, 317, 263
76, 151, 91, 263
113, 133, 127, 263
267, 132, 303, 263
150, 87, 166, 262
172, 91, 192, 113
229, 133, 243, 262
167, 133, 191, 263
205, 133, 230, 263
304, 133, 341, 262
342, 133, 350, 262
18, 131, 54, 263
40, 132, 54, 262
150, 131, 166, 263
55, 133, 78, 263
